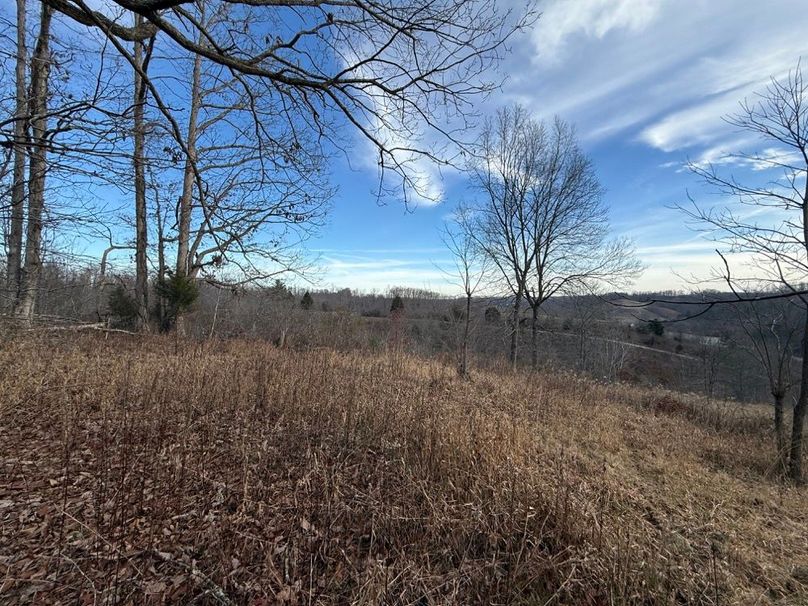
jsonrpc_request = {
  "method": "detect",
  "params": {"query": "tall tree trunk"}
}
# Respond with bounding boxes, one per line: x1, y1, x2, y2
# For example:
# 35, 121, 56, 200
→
133, 14, 149, 331
173, 48, 203, 337
155, 197, 167, 331
789, 309, 808, 482
530, 303, 539, 371
509, 291, 521, 368
773, 391, 787, 472
176, 36, 204, 279
577, 326, 587, 370
6, 0, 27, 309
14, 2, 52, 323
460, 292, 471, 377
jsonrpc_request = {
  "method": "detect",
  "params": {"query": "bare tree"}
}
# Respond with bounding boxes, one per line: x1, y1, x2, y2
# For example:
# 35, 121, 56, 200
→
731, 297, 800, 472
521, 118, 639, 370
440, 206, 491, 377
45, 0, 534, 204
470, 107, 640, 370
69, 0, 513, 335
133, 1, 333, 333
6, 0, 531, 333
171, 11, 331, 283
469, 105, 541, 367
0, 4, 135, 322
680, 64, 808, 482
568, 290, 601, 372
14, 2, 53, 322
5, 0, 27, 309
132, 14, 153, 330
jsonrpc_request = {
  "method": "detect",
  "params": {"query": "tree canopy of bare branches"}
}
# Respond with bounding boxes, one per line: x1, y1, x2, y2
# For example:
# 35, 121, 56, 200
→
440, 205, 491, 377
731, 296, 801, 472
678, 64, 808, 482
1, 0, 535, 328
469, 106, 640, 370
46, 0, 535, 203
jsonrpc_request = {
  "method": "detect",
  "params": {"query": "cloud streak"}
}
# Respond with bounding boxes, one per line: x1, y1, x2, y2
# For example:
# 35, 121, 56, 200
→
316, 2, 808, 293
313, 250, 459, 294
531, 0, 663, 65
504, 0, 808, 150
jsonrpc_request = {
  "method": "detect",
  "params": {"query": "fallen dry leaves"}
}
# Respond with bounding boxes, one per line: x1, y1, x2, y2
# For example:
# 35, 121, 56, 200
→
0, 333, 805, 604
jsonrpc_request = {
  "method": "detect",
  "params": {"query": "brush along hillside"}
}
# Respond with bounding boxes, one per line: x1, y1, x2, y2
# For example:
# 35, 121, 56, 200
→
0, 334, 806, 605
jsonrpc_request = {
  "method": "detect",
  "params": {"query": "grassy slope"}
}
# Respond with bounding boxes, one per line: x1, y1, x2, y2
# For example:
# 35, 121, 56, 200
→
0, 334, 806, 605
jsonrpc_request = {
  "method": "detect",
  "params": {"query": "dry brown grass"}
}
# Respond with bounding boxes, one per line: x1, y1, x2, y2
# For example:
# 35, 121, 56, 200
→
0, 334, 806, 605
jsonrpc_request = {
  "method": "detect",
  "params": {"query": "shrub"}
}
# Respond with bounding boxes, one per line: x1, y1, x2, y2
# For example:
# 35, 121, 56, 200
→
484, 306, 501, 323
106, 286, 138, 328
268, 279, 294, 301
648, 319, 665, 336
637, 319, 665, 340
155, 273, 199, 326
390, 295, 405, 315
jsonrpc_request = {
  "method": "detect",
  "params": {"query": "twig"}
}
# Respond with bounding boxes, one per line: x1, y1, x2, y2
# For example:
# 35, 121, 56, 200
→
149, 549, 236, 606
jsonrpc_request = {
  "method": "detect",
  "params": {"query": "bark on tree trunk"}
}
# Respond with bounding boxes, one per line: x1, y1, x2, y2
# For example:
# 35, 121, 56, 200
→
174, 313, 188, 337
14, 3, 52, 323
530, 303, 539, 371
175, 47, 203, 280
460, 292, 471, 377
578, 327, 587, 370
509, 292, 521, 368
172, 48, 203, 338
773, 392, 787, 472
6, 0, 27, 309
155, 201, 167, 331
789, 309, 808, 482
133, 14, 149, 331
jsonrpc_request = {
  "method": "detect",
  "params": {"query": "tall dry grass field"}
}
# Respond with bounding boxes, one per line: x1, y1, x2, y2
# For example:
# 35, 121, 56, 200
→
0, 334, 805, 604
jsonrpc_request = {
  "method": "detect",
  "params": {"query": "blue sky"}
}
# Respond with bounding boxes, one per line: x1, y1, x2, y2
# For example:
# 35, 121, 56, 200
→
309, 0, 808, 295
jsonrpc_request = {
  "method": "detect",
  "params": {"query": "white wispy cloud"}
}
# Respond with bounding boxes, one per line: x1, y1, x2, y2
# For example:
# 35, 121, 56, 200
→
687, 145, 804, 172
631, 248, 773, 292
313, 250, 460, 294
635, 17, 808, 153
316, 2, 808, 293
636, 241, 716, 256
531, 0, 664, 65
503, 0, 808, 150
352, 111, 449, 208
335, 35, 466, 208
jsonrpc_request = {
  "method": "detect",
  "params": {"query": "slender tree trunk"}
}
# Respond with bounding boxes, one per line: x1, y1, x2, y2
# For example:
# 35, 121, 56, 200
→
789, 309, 808, 482
173, 48, 203, 338
793, 145, 808, 483
133, 14, 149, 331
460, 292, 471, 377
208, 288, 221, 340
509, 291, 521, 368
14, 3, 52, 323
176, 46, 203, 279
578, 326, 587, 370
6, 0, 27, 309
155, 199, 167, 331
530, 303, 539, 371
773, 391, 787, 472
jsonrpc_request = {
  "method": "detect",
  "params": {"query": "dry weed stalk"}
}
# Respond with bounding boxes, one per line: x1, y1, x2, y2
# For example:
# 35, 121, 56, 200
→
0, 334, 805, 604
